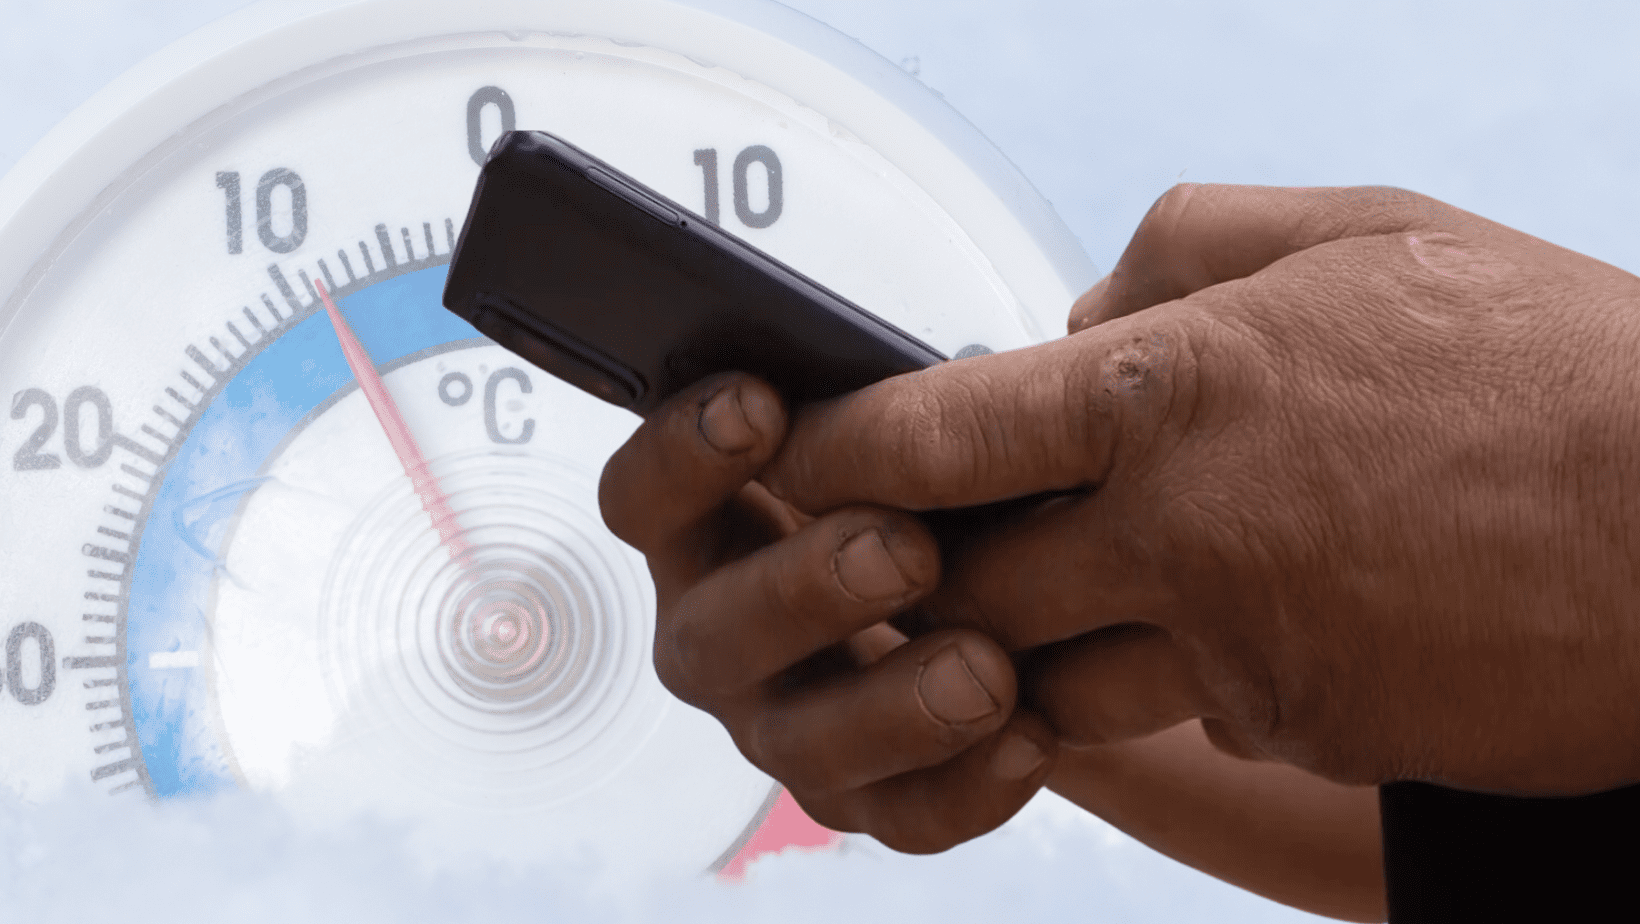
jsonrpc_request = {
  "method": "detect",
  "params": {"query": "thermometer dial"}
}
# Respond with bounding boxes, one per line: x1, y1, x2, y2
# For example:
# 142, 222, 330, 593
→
0, 0, 1095, 875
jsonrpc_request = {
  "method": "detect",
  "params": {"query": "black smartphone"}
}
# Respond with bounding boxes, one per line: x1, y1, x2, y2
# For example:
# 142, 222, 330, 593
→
442, 130, 946, 416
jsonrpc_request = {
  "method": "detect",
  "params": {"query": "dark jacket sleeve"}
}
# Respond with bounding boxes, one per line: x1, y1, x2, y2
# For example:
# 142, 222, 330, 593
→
1380, 780, 1640, 923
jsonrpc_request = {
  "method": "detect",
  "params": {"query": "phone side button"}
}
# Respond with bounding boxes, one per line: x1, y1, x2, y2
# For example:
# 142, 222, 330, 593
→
586, 167, 682, 227
469, 303, 645, 409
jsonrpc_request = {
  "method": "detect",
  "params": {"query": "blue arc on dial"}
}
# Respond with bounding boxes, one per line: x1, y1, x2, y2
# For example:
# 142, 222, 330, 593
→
125, 264, 478, 797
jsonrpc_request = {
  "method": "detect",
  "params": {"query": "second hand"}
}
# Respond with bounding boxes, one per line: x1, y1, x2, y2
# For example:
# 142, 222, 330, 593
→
316, 279, 473, 564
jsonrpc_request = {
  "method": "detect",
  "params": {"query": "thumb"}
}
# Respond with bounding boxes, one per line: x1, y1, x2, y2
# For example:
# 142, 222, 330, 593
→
761, 313, 1193, 516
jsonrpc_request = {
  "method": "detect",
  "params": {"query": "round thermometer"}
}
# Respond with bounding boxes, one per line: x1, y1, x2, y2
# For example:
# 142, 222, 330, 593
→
0, 0, 1095, 876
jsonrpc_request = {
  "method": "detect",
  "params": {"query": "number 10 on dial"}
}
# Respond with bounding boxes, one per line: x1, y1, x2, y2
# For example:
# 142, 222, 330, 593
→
0, 0, 1083, 880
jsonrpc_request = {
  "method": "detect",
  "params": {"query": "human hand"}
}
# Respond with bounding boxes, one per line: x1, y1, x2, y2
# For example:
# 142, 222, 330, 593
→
760, 184, 1640, 796
598, 373, 1059, 853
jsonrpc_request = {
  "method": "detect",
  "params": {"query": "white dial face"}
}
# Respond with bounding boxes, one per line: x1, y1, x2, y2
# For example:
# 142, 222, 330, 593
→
0, 1, 1087, 876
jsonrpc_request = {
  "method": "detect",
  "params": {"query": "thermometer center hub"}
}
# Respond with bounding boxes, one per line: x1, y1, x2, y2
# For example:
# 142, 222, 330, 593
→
302, 447, 654, 808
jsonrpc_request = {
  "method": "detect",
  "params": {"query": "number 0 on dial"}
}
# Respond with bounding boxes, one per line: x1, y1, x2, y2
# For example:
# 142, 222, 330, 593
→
0, 0, 1094, 877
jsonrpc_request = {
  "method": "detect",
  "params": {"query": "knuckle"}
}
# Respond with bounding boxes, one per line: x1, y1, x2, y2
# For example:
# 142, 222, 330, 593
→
653, 598, 726, 702
650, 622, 698, 702
1201, 717, 1269, 762
596, 454, 647, 546
755, 539, 838, 651
1312, 185, 1443, 239
781, 759, 844, 799
870, 810, 966, 856
1351, 184, 1434, 213
886, 378, 997, 506
745, 713, 844, 796
1159, 318, 1208, 444
1087, 321, 1198, 464
765, 539, 819, 617
1396, 229, 1521, 299
1145, 182, 1202, 234
1123, 184, 1206, 287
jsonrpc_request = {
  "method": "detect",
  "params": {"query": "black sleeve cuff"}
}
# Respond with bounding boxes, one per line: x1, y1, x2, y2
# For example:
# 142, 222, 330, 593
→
1380, 779, 1640, 923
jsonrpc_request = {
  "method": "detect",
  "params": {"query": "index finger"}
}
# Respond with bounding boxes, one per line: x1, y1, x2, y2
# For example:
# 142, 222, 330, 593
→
599, 372, 785, 554
760, 311, 1196, 517
766, 185, 1461, 517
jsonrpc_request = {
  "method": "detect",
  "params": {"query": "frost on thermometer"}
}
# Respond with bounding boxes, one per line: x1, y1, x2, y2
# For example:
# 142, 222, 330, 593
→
0, 0, 1090, 880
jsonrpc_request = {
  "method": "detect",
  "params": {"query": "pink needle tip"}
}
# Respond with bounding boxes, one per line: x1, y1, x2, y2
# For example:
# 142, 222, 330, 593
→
316, 279, 472, 563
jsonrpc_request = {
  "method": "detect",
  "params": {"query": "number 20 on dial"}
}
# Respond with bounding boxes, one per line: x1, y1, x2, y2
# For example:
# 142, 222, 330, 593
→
0, 0, 1092, 876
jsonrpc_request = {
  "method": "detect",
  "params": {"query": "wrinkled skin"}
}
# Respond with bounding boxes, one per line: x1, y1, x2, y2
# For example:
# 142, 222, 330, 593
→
599, 184, 1640, 854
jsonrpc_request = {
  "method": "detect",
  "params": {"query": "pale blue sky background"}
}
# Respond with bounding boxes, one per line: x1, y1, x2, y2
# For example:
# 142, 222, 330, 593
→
4, 2, 1637, 921
6, 1, 1638, 277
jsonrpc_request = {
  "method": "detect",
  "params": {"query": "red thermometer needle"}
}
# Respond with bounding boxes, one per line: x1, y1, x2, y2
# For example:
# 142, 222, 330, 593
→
316, 279, 472, 562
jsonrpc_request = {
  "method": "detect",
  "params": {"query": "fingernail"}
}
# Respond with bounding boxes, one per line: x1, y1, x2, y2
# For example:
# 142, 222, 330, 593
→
917, 646, 998, 726
991, 732, 1047, 781
700, 387, 756, 453
740, 388, 778, 440
835, 530, 908, 601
